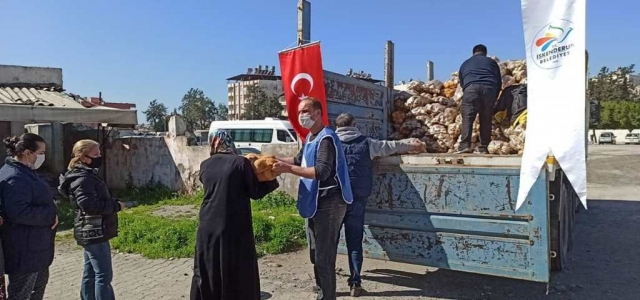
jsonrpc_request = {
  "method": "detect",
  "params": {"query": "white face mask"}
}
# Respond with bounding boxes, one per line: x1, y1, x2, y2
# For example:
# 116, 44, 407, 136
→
299, 112, 316, 129
32, 154, 45, 170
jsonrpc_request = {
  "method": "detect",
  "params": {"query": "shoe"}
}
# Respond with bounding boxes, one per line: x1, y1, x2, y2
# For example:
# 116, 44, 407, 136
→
309, 285, 320, 293
475, 148, 489, 154
350, 285, 364, 297
455, 148, 473, 154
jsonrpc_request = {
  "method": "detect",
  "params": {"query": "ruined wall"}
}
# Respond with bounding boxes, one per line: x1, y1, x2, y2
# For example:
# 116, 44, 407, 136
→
0, 65, 63, 89
261, 143, 300, 199
106, 136, 210, 192
105, 135, 303, 196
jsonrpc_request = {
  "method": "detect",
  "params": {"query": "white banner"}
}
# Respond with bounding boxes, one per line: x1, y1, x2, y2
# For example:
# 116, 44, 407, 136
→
518, 0, 587, 210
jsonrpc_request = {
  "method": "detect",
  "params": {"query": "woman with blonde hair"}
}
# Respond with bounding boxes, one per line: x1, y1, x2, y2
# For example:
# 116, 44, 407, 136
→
58, 139, 124, 300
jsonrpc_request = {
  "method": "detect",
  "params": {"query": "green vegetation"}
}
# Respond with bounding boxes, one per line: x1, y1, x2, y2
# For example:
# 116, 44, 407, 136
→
58, 184, 305, 259
588, 64, 640, 130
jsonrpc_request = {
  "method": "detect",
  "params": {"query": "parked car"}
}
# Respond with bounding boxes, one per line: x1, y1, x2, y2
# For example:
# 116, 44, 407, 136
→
599, 132, 616, 145
625, 133, 640, 145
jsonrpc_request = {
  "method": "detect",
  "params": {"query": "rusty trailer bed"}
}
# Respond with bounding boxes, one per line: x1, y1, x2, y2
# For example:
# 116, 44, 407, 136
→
338, 154, 578, 282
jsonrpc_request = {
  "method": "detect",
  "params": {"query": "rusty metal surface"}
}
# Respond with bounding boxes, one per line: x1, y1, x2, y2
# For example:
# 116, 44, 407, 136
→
324, 71, 386, 109
339, 162, 551, 282
323, 71, 389, 140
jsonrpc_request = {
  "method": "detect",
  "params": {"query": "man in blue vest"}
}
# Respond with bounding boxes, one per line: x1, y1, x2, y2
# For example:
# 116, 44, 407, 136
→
335, 113, 424, 297
273, 98, 353, 300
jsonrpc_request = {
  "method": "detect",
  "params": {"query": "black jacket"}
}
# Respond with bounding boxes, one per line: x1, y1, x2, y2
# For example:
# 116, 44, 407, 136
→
459, 54, 502, 91
59, 165, 121, 246
0, 158, 57, 275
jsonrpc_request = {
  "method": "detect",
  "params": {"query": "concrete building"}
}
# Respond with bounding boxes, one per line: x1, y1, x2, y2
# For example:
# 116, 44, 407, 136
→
81, 94, 137, 110
629, 74, 640, 95
0, 64, 137, 174
226, 66, 285, 120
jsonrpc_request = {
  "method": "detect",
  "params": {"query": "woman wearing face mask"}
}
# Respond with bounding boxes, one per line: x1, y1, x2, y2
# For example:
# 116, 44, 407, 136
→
0, 133, 58, 300
58, 140, 124, 300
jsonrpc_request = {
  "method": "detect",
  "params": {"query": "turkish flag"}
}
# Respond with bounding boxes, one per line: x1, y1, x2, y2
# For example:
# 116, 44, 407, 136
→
279, 42, 329, 140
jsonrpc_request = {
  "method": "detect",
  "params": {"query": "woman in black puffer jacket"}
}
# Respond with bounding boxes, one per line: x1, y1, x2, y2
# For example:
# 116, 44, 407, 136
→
58, 140, 124, 300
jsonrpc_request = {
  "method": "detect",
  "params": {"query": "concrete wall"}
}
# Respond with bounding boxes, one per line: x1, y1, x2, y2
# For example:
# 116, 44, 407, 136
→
261, 143, 300, 199
0, 65, 63, 89
104, 134, 303, 196
106, 136, 210, 192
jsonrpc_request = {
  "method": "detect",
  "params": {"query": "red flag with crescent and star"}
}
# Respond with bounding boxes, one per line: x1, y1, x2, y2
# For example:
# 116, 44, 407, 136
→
278, 42, 329, 140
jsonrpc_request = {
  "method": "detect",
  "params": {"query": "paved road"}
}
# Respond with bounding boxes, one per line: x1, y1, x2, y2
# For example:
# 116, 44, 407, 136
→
44, 145, 640, 299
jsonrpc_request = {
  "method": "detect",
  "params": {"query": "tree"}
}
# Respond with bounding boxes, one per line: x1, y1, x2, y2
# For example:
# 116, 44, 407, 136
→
216, 103, 229, 121
242, 84, 284, 120
143, 99, 168, 132
179, 88, 217, 131
597, 100, 640, 130
589, 64, 639, 102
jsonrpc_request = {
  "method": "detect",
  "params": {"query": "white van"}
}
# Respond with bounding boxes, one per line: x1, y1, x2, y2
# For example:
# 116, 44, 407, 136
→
208, 118, 297, 151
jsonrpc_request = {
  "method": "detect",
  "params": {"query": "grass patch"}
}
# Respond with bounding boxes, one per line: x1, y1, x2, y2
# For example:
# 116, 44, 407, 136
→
251, 192, 306, 256
106, 186, 305, 259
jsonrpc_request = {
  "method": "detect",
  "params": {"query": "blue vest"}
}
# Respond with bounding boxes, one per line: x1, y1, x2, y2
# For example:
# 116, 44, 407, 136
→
298, 127, 353, 218
342, 135, 373, 200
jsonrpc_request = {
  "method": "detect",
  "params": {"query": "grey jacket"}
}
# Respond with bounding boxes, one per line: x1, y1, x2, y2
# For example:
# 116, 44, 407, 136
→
335, 127, 414, 159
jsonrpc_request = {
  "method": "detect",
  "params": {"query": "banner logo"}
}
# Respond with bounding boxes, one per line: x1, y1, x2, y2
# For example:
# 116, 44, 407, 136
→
532, 20, 575, 69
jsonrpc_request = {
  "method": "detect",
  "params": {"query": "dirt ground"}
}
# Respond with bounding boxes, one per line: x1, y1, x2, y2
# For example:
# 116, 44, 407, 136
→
257, 145, 640, 300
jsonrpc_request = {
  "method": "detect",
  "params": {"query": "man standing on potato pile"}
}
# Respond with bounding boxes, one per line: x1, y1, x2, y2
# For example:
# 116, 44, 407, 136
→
335, 113, 425, 297
456, 44, 502, 154
273, 98, 353, 300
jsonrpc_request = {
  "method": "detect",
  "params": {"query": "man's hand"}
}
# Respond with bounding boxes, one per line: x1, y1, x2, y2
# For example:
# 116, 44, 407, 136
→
276, 157, 295, 165
409, 139, 427, 153
51, 215, 59, 230
272, 162, 293, 174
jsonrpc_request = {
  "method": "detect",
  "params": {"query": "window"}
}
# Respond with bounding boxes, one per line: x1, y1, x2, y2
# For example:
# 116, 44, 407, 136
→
227, 129, 252, 142
224, 129, 273, 143
289, 129, 298, 141
252, 129, 273, 143
277, 130, 296, 142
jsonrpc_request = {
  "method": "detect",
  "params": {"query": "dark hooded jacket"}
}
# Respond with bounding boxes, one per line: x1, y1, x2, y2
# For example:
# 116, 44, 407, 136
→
58, 164, 120, 246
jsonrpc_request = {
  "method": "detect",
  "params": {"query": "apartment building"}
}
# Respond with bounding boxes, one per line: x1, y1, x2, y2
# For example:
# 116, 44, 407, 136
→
226, 66, 285, 120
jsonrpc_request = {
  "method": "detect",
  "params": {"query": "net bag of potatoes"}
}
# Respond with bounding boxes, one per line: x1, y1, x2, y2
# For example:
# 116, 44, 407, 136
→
244, 153, 278, 182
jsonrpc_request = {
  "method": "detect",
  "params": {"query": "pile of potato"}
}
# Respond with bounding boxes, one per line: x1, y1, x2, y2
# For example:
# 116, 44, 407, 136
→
390, 58, 527, 155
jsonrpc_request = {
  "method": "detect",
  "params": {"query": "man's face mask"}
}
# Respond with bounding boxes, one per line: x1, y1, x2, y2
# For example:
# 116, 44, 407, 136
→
299, 111, 317, 129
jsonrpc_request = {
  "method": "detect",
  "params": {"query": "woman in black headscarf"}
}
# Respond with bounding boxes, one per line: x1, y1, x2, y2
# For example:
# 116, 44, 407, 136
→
190, 130, 279, 300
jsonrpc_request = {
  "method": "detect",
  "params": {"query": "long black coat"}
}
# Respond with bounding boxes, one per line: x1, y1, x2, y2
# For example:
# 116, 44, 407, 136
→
0, 158, 57, 275
190, 153, 279, 300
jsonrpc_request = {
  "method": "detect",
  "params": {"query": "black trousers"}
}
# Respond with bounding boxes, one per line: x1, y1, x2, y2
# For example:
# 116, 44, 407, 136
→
307, 194, 347, 300
7, 269, 49, 300
459, 84, 499, 150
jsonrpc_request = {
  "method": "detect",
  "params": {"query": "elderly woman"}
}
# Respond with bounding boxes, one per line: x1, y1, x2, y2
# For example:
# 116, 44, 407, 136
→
190, 130, 279, 300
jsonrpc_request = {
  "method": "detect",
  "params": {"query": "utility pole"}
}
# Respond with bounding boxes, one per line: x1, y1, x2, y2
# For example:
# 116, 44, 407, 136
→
384, 41, 395, 89
297, 0, 311, 46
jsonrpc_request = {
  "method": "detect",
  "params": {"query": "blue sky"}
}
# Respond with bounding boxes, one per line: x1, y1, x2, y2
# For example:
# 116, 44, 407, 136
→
2, 0, 638, 123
